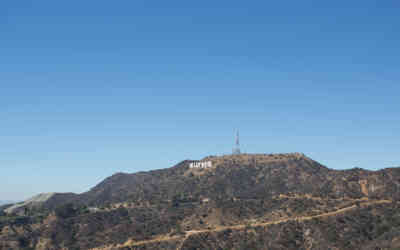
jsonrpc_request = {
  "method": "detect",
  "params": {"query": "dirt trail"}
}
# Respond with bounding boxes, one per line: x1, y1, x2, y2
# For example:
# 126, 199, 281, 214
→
184, 199, 391, 236
91, 199, 392, 250
276, 193, 369, 202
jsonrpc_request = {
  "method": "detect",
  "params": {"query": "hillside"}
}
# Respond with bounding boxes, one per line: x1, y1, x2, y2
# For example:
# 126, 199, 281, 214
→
0, 201, 14, 206
1, 153, 400, 249
74, 153, 400, 206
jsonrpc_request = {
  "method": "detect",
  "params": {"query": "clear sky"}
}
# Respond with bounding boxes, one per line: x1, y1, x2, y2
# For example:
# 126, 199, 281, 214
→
1, 0, 399, 201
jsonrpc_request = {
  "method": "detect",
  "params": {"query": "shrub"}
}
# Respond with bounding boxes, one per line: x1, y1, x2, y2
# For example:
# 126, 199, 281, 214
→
55, 203, 78, 219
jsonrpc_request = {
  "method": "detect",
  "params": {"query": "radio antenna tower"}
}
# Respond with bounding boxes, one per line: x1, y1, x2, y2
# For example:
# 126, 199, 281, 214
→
233, 130, 241, 155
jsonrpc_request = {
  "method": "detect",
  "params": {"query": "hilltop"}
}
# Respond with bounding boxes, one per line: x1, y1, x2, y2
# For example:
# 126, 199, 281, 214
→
47, 153, 399, 207
1, 153, 400, 249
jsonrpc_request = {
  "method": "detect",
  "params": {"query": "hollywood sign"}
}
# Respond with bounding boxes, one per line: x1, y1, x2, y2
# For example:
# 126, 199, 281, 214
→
189, 161, 212, 169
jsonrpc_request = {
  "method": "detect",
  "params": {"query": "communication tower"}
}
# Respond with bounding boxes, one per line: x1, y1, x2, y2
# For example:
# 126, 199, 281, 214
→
232, 130, 241, 155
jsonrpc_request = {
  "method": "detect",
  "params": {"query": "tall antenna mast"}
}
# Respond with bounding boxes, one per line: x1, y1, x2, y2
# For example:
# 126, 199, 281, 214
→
236, 130, 240, 150
233, 130, 241, 155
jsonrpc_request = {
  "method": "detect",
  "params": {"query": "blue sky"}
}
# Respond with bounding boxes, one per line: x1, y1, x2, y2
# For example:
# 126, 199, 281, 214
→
1, 0, 399, 200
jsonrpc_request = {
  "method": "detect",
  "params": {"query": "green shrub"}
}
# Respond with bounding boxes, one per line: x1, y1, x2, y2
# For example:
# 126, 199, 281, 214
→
55, 203, 78, 219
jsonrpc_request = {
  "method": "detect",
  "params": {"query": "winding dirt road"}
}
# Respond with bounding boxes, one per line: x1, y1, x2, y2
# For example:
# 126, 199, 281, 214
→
91, 198, 392, 250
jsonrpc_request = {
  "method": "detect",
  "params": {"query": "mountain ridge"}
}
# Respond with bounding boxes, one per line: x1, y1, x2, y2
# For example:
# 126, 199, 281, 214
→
7, 153, 400, 211
1, 153, 400, 249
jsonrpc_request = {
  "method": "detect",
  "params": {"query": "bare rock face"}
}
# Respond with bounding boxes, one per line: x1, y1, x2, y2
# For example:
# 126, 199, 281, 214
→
1, 153, 400, 250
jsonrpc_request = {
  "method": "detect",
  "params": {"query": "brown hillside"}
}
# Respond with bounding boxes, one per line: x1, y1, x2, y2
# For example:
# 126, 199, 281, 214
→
1, 153, 400, 249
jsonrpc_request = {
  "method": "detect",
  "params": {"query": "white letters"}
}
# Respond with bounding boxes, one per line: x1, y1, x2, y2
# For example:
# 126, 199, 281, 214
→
189, 161, 212, 169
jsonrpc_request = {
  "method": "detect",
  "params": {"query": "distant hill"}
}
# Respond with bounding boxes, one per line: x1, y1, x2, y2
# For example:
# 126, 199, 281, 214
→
4, 193, 76, 215
0, 201, 14, 206
1, 153, 400, 250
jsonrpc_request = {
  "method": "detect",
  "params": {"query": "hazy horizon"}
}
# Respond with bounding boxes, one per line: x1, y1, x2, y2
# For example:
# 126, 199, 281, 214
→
1, 0, 399, 201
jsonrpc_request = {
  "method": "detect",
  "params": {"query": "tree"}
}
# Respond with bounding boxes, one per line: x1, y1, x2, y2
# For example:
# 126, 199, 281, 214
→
172, 194, 181, 207
175, 223, 185, 235
55, 203, 78, 219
